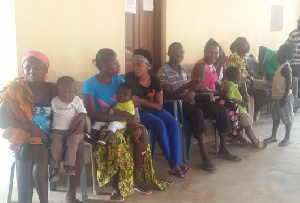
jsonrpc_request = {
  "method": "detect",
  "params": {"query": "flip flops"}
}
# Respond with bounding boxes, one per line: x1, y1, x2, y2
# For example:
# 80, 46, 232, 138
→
133, 186, 152, 195
180, 165, 191, 174
168, 169, 187, 179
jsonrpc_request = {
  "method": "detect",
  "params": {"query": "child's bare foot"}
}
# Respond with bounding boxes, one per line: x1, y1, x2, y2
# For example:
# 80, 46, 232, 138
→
64, 165, 76, 176
49, 168, 60, 182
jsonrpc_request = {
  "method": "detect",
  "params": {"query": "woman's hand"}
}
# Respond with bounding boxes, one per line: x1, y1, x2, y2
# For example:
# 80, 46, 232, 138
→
30, 124, 47, 140
125, 115, 139, 125
186, 80, 200, 91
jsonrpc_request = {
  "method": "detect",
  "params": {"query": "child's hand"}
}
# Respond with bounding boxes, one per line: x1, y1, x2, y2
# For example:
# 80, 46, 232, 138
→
184, 90, 196, 104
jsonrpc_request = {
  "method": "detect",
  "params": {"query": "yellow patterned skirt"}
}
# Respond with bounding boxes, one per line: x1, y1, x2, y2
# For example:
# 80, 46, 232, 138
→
94, 128, 172, 197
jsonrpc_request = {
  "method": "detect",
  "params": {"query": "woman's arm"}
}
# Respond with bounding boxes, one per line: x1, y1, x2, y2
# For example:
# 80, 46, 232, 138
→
0, 102, 47, 139
83, 94, 137, 124
133, 91, 163, 111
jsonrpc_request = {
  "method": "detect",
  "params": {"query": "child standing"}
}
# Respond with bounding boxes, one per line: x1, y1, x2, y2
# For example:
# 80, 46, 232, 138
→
92, 83, 136, 145
50, 76, 87, 182
265, 44, 295, 146
224, 67, 267, 149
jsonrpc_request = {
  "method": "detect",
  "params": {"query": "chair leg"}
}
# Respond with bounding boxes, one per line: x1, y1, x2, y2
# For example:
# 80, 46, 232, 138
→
7, 160, 15, 203
80, 156, 88, 202
214, 126, 219, 156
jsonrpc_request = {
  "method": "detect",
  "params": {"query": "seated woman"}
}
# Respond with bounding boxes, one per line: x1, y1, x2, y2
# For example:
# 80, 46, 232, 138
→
125, 49, 188, 178
192, 39, 249, 145
192, 39, 224, 95
227, 37, 269, 120
82, 48, 171, 202
0, 51, 83, 203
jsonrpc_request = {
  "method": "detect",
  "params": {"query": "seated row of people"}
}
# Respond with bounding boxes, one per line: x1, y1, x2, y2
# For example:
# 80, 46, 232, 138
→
0, 37, 295, 202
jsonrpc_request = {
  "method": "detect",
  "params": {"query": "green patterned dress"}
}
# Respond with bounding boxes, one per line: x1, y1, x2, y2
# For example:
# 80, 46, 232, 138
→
94, 128, 172, 197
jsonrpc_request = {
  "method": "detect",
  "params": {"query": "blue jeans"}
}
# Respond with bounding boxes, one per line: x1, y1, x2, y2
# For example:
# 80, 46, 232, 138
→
139, 109, 181, 167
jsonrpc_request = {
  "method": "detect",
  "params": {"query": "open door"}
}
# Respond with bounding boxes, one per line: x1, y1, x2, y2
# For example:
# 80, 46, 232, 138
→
125, 0, 165, 73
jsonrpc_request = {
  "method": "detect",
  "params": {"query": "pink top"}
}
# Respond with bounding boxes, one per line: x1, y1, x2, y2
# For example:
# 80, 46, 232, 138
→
195, 60, 218, 90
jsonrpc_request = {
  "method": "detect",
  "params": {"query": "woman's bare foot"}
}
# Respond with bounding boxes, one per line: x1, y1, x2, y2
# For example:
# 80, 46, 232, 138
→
217, 149, 242, 162
200, 159, 216, 172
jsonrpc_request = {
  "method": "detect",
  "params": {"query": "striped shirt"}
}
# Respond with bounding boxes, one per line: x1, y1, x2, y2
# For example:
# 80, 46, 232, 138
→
156, 63, 191, 93
286, 29, 300, 65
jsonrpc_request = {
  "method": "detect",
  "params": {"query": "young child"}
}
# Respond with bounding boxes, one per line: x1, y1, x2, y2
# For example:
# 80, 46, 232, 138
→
264, 44, 295, 146
224, 67, 267, 149
92, 83, 136, 145
50, 76, 87, 182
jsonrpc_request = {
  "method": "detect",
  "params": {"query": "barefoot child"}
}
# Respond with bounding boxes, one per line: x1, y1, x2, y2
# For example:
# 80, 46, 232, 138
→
50, 76, 87, 182
264, 44, 295, 146
224, 67, 267, 149
92, 83, 136, 145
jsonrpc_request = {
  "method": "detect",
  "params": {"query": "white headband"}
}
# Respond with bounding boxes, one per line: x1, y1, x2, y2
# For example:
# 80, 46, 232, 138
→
133, 54, 150, 64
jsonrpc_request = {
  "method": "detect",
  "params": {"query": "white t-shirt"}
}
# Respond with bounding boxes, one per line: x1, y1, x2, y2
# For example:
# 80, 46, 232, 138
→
52, 96, 87, 130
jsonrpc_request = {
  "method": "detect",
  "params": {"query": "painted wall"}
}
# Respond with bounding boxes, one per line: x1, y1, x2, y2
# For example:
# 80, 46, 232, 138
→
165, 0, 300, 69
14, 0, 125, 82
0, 1, 18, 89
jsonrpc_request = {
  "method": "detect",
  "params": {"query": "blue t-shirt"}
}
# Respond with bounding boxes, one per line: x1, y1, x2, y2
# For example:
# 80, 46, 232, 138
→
82, 75, 124, 113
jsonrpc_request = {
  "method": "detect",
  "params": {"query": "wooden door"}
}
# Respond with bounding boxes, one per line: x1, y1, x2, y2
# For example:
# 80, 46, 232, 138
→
125, 0, 164, 73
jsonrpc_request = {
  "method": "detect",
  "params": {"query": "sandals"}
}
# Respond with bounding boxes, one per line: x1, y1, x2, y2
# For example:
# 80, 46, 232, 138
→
168, 169, 187, 179
180, 165, 191, 174
133, 186, 152, 195
264, 137, 277, 144
110, 193, 124, 202
279, 139, 290, 147
217, 152, 242, 162
64, 165, 76, 176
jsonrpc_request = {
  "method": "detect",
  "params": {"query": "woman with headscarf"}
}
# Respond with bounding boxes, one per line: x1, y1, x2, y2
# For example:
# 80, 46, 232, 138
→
227, 37, 269, 120
0, 51, 83, 203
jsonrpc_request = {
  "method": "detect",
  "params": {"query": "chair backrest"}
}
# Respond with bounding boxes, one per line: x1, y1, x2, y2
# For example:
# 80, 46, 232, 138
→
75, 81, 84, 100
245, 57, 259, 74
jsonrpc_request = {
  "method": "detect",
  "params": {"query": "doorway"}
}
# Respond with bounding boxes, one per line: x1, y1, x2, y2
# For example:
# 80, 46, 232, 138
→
125, 0, 165, 73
